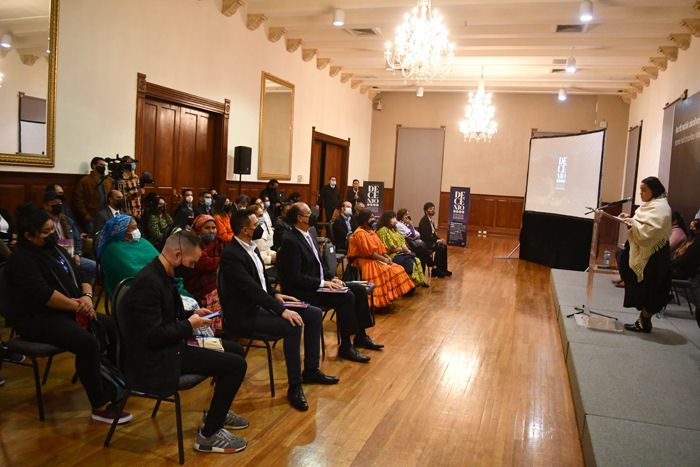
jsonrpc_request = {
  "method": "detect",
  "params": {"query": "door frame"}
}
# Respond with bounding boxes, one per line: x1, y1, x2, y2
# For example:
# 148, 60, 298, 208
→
135, 73, 230, 195
309, 126, 350, 205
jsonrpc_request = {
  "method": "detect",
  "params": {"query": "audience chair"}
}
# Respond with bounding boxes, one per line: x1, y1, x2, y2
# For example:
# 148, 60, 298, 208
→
217, 269, 281, 397
671, 265, 700, 316
92, 230, 110, 314
103, 278, 208, 465
0, 266, 66, 421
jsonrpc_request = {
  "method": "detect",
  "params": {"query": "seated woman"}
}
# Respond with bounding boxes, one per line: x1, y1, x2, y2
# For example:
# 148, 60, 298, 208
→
98, 215, 189, 298
396, 208, 434, 273
347, 209, 415, 308
185, 215, 225, 304
251, 203, 276, 265
670, 211, 688, 255
5, 203, 132, 424
376, 211, 427, 287
143, 193, 173, 250
213, 195, 233, 243
672, 217, 699, 280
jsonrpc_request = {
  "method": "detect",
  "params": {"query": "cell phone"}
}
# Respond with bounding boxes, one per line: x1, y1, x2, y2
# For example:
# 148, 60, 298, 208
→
202, 311, 221, 319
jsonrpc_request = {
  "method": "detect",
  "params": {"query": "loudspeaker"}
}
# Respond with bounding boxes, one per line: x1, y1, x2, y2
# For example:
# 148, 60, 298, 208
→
233, 146, 252, 175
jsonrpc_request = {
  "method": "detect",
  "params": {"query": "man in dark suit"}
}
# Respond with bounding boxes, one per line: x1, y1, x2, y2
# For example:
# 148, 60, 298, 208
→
125, 231, 249, 454
346, 179, 365, 210
93, 189, 124, 234
418, 202, 451, 278
220, 210, 338, 411
193, 191, 213, 217
332, 200, 355, 252
318, 176, 341, 223
278, 202, 383, 363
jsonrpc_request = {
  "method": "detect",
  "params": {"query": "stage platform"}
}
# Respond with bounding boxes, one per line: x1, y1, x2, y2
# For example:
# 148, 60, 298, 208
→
550, 269, 700, 467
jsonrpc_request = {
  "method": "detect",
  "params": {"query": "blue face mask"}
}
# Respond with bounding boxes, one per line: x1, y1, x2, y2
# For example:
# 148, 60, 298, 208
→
200, 233, 215, 242
204, 198, 213, 207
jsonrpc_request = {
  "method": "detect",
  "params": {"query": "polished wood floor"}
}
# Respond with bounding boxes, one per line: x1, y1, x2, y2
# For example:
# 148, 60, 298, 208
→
0, 236, 583, 466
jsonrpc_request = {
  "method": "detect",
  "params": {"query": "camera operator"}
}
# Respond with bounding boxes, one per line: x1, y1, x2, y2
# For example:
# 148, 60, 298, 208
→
116, 156, 145, 219
75, 157, 113, 233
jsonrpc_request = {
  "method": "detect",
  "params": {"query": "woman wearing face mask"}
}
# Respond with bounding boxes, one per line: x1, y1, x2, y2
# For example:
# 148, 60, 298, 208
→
212, 196, 234, 243
5, 203, 132, 425
347, 209, 416, 308
250, 204, 276, 266
376, 211, 427, 288
143, 194, 173, 250
185, 215, 226, 304
617, 177, 672, 333
99, 215, 190, 298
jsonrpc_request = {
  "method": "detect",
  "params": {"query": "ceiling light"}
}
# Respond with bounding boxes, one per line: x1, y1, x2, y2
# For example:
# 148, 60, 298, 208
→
417, 87, 424, 97
459, 75, 498, 143
558, 89, 568, 101
0, 34, 12, 49
332, 9, 345, 27
579, 0, 593, 23
565, 56, 577, 73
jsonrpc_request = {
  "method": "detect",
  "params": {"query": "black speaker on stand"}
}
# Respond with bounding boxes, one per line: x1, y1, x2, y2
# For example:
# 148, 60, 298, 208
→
233, 146, 252, 196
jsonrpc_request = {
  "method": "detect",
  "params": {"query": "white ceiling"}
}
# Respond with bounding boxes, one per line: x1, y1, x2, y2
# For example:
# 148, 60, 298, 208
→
245, 0, 700, 99
0, 0, 50, 51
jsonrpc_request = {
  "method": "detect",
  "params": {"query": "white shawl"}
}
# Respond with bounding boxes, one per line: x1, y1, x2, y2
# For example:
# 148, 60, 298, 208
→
626, 196, 671, 282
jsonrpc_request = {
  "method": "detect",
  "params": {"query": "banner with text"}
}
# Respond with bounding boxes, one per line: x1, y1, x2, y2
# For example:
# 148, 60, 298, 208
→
364, 181, 385, 216
447, 186, 470, 247
669, 90, 700, 224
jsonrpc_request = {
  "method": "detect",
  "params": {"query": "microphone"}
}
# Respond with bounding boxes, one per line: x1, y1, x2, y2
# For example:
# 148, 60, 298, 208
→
603, 196, 632, 207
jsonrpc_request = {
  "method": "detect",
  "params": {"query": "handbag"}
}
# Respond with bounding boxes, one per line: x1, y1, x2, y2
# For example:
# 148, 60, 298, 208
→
90, 319, 127, 403
342, 263, 361, 282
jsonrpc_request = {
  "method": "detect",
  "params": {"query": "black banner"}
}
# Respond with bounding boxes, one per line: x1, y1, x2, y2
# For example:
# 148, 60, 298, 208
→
670, 90, 700, 224
447, 186, 470, 247
364, 181, 384, 215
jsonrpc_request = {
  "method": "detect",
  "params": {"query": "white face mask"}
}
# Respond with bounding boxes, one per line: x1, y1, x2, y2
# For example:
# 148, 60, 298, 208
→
330, 180, 336, 188
264, 201, 270, 208
130, 228, 142, 242
344, 207, 352, 216
185, 195, 193, 204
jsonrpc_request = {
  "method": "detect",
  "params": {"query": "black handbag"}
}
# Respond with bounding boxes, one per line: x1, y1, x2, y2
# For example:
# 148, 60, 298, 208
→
90, 319, 128, 403
342, 263, 361, 282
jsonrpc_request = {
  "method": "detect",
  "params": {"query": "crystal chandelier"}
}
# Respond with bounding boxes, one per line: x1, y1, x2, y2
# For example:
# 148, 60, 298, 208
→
459, 79, 498, 142
384, 0, 455, 83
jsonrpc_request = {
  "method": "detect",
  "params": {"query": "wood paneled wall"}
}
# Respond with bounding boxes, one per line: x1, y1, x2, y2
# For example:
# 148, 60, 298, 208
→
0, 172, 82, 216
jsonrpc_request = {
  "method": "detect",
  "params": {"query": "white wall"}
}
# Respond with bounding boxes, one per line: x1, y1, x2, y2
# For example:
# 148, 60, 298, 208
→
1, 0, 373, 184
0, 50, 48, 154
628, 38, 700, 194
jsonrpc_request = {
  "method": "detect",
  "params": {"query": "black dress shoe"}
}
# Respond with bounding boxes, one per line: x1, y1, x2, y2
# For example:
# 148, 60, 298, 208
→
353, 335, 384, 350
338, 345, 371, 363
302, 370, 339, 385
287, 385, 309, 411
431, 268, 446, 278
444, 270, 453, 276
624, 318, 652, 333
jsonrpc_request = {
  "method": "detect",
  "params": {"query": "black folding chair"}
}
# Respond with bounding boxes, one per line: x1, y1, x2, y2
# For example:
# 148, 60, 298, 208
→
103, 278, 207, 465
671, 265, 700, 316
0, 266, 67, 421
92, 230, 110, 314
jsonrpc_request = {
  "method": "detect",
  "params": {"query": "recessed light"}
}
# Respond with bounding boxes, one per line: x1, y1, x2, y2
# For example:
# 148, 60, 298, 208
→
332, 9, 345, 27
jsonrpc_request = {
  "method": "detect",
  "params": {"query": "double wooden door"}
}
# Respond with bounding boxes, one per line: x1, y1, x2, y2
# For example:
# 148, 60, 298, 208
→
139, 98, 217, 209
309, 129, 350, 210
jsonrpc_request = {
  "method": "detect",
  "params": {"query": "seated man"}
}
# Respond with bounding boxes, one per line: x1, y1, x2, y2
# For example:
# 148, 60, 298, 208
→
125, 231, 249, 454
418, 202, 451, 278
332, 201, 355, 252
193, 191, 213, 217
220, 210, 338, 411
174, 188, 195, 219
278, 203, 383, 364
93, 189, 124, 234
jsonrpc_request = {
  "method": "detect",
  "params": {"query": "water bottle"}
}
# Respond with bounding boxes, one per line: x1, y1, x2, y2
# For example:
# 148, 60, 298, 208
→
603, 250, 611, 267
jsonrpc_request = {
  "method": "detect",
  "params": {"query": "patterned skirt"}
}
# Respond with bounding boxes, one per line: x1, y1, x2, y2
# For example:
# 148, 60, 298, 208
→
354, 258, 415, 308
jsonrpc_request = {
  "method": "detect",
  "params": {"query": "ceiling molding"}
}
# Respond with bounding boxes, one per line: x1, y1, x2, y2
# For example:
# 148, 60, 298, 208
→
316, 57, 330, 70
658, 46, 679, 61
642, 66, 659, 79
285, 38, 302, 53
650, 56, 668, 70
360, 85, 371, 94
630, 82, 644, 92
301, 48, 317, 62
668, 33, 691, 49
329, 66, 342, 77
246, 14, 267, 31
681, 18, 700, 36
350, 79, 362, 89
267, 27, 286, 43
221, 0, 245, 17
20, 54, 39, 66
635, 74, 651, 86
340, 72, 353, 83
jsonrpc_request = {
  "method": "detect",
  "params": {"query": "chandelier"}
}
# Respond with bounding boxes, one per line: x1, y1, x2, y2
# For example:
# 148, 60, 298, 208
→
384, 0, 455, 82
459, 79, 498, 142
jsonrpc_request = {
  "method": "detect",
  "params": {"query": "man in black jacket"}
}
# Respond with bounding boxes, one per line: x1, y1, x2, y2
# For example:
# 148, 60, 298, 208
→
346, 179, 365, 210
220, 210, 338, 412
332, 201, 355, 252
278, 203, 383, 363
318, 176, 341, 223
93, 189, 124, 234
125, 231, 248, 454
418, 202, 451, 278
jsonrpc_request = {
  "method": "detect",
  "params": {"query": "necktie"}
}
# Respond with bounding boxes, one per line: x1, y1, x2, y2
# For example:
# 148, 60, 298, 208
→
304, 234, 324, 284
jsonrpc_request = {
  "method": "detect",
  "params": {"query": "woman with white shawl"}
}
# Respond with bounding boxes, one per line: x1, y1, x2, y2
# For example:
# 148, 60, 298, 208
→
618, 176, 672, 333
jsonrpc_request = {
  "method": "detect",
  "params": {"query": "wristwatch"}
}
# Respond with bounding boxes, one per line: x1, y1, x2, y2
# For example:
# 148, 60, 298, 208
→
81, 292, 94, 299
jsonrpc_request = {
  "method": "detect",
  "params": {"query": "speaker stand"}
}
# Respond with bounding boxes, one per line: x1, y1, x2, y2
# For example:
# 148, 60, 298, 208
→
237, 173, 243, 196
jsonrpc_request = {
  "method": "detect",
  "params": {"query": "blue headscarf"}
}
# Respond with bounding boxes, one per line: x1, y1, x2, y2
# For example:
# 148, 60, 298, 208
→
97, 214, 133, 258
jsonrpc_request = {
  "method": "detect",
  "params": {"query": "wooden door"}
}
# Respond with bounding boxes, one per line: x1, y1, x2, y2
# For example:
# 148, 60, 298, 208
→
309, 139, 323, 205
322, 143, 344, 189
176, 106, 215, 195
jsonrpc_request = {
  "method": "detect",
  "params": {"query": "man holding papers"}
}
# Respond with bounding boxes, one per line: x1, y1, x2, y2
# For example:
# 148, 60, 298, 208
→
220, 209, 338, 412
278, 203, 383, 364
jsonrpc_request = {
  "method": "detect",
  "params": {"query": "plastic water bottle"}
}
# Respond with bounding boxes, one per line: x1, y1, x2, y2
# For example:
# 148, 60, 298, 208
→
603, 250, 611, 267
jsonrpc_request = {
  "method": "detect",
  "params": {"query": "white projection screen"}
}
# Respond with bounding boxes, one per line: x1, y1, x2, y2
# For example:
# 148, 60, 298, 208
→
524, 129, 605, 219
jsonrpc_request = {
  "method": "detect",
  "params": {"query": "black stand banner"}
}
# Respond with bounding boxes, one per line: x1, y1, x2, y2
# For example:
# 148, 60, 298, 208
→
447, 186, 470, 247
364, 181, 384, 215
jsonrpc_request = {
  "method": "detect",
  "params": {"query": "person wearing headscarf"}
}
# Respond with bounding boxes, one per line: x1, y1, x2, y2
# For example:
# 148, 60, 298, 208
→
618, 176, 672, 333
185, 215, 226, 304
99, 214, 190, 298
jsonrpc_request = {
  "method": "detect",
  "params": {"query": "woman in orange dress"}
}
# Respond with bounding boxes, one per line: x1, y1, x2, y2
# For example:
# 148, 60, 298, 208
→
348, 209, 415, 308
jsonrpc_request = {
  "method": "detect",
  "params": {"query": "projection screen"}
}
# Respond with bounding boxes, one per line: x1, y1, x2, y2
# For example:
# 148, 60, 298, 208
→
524, 129, 605, 219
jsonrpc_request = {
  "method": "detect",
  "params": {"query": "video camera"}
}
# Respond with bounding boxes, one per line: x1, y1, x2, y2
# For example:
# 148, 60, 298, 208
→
103, 154, 137, 181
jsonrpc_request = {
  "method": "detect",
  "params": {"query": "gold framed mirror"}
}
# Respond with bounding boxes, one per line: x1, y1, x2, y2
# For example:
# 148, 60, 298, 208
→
0, 0, 58, 167
258, 71, 294, 180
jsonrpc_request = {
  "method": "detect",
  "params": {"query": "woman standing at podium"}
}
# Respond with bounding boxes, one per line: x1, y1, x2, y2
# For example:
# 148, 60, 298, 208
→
618, 177, 672, 333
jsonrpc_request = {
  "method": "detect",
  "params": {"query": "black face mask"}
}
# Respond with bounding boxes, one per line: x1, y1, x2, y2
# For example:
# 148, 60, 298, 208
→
51, 204, 63, 215
43, 232, 58, 250
96, 166, 106, 176
158, 205, 166, 213
224, 205, 232, 213
174, 263, 194, 278
113, 199, 125, 210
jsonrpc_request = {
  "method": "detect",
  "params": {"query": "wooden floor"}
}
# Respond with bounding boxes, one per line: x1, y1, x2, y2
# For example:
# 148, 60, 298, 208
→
0, 236, 583, 466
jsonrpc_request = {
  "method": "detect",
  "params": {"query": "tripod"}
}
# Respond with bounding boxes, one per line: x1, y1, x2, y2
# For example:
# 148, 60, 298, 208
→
494, 242, 520, 260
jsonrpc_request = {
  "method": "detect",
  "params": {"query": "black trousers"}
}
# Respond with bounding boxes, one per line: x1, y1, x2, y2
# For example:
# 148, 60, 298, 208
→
180, 340, 246, 437
251, 305, 322, 386
15, 311, 116, 408
298, 283, 373, 343
430, 242, 449, 272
